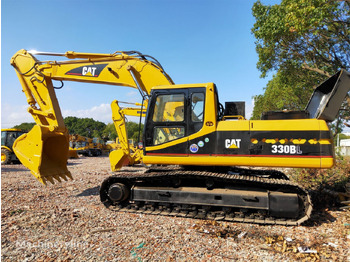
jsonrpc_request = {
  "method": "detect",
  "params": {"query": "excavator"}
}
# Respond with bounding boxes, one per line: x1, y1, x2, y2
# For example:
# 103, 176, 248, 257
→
10, 49, 350, 225
69, 134, 102, 157
109, 101, 146, 168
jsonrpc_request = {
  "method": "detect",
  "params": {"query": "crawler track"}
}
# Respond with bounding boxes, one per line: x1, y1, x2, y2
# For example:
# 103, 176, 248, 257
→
100, 167, 312, 226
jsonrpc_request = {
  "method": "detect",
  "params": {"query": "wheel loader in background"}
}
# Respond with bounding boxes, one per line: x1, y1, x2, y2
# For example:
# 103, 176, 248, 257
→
10, 49, 350, 225
1, 129, 26, 164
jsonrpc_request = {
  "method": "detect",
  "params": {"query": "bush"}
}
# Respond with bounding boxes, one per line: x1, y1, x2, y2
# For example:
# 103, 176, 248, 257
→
288, 157, 350, 209
289, 157, 350, 192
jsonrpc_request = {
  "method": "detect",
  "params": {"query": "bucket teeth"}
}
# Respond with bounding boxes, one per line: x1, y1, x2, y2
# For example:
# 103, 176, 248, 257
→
66, 172, 73, 180
13, 125, 73, 186
59, 173, 71, 182
53, 175, 62, 183
45, 176, 55, 185
39, 172, 73, 185
37, 176, 47, 186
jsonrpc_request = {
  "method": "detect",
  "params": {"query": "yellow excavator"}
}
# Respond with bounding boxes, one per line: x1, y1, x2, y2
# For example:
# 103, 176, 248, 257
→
69, 134, 103, 157
110, 100, 146, 168
10, 49, 350, 225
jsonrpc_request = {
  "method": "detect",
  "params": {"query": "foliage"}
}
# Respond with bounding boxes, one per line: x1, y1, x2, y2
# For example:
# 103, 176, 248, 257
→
289, 157, 350, 192
102, 123, 118, 140
251, 71, 316, 119
64, 116, 106, 138
101, 121, 144, 142
251, 0, 350, 130
126, 121, 144, 142
252, 0, 349, 77
338, 133, 350, 140
288, 157, 350, 208
13, 122, 35, 132
12, 117, 144, 142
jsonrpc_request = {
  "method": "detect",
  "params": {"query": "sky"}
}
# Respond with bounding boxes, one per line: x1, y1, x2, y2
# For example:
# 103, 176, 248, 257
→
1, 0, 290, 129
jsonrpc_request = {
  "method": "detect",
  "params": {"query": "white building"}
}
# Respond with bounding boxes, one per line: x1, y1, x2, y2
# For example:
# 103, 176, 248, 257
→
339, 139, 350, 156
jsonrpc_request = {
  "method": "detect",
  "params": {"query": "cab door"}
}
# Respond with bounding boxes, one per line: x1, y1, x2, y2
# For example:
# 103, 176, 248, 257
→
144, 87, 207, 156
144, 89, 189, 155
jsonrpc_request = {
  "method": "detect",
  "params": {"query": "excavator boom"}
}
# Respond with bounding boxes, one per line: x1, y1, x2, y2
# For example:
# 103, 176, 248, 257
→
10, 49, 174, 184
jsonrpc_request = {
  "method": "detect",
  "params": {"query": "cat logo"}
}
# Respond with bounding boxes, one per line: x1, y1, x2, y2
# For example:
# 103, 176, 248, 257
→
65, 63, 108, 77
82, 67, 97, 76
225, 139, 241, 149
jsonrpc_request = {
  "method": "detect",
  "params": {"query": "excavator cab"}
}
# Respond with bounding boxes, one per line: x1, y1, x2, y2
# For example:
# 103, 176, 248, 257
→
143, 86, 207, 150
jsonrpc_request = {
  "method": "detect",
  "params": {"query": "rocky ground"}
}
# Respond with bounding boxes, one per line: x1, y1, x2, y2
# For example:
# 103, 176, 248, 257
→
1, 156, 349, 261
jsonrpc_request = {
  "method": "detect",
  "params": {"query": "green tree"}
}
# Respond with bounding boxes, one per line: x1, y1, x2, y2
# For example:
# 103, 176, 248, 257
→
13, 122, 35, 132
126, 122, 144, 142
251, 0, 350, 131
252, 0, 349, 77
101, 121, 144, 142
64, 116, 106, 138
11, 117, 144, 142
251, 72, 315, 119
102, 123, 118, 141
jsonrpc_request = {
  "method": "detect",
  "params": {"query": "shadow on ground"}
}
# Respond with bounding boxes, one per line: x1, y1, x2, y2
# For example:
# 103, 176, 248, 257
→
76, 186, 100, 197
304, 190, 344, 227
1, 166, 27, 172
67, 161, 83, 166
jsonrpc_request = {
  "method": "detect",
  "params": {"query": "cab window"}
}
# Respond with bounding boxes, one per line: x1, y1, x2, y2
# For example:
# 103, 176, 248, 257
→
191, 93, 204, 122
152, 94, 185, 122
153, 127, 185, 145
1, 132, 7, 146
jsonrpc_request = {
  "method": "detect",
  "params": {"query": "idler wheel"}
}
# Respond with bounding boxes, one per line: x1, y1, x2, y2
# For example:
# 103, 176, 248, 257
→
108, 183, 130, 203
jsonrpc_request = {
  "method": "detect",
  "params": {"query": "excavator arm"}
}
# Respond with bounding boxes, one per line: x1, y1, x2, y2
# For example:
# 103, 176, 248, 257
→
10, 49, 174, 184
109, 100, 145, 171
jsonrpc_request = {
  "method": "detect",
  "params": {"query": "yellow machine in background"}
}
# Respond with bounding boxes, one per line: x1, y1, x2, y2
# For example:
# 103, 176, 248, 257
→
92, 137, 106, 153
106, 101, 146, 155
106, 136, 143, 168
1, 129, 26, 164
105, 140, 120, 151
67, 149, 79, 159
105, 138, 137, 151
10, 49, 350, 224
109, 100, 146, 170
69, 134, 103, 157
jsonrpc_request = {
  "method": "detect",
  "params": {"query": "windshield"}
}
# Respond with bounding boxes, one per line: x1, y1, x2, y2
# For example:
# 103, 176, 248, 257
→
152, 94, 185, 122
1, 131, 24, 147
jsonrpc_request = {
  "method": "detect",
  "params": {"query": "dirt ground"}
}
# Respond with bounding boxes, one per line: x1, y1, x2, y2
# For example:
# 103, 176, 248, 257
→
1, 156, 349, 261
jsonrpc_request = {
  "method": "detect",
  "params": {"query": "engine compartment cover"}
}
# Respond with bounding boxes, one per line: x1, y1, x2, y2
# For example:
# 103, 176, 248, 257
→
306, 69, 350, 122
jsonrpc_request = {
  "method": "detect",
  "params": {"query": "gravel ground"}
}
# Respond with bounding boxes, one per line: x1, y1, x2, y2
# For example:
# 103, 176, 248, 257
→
1, 156, 349, 261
